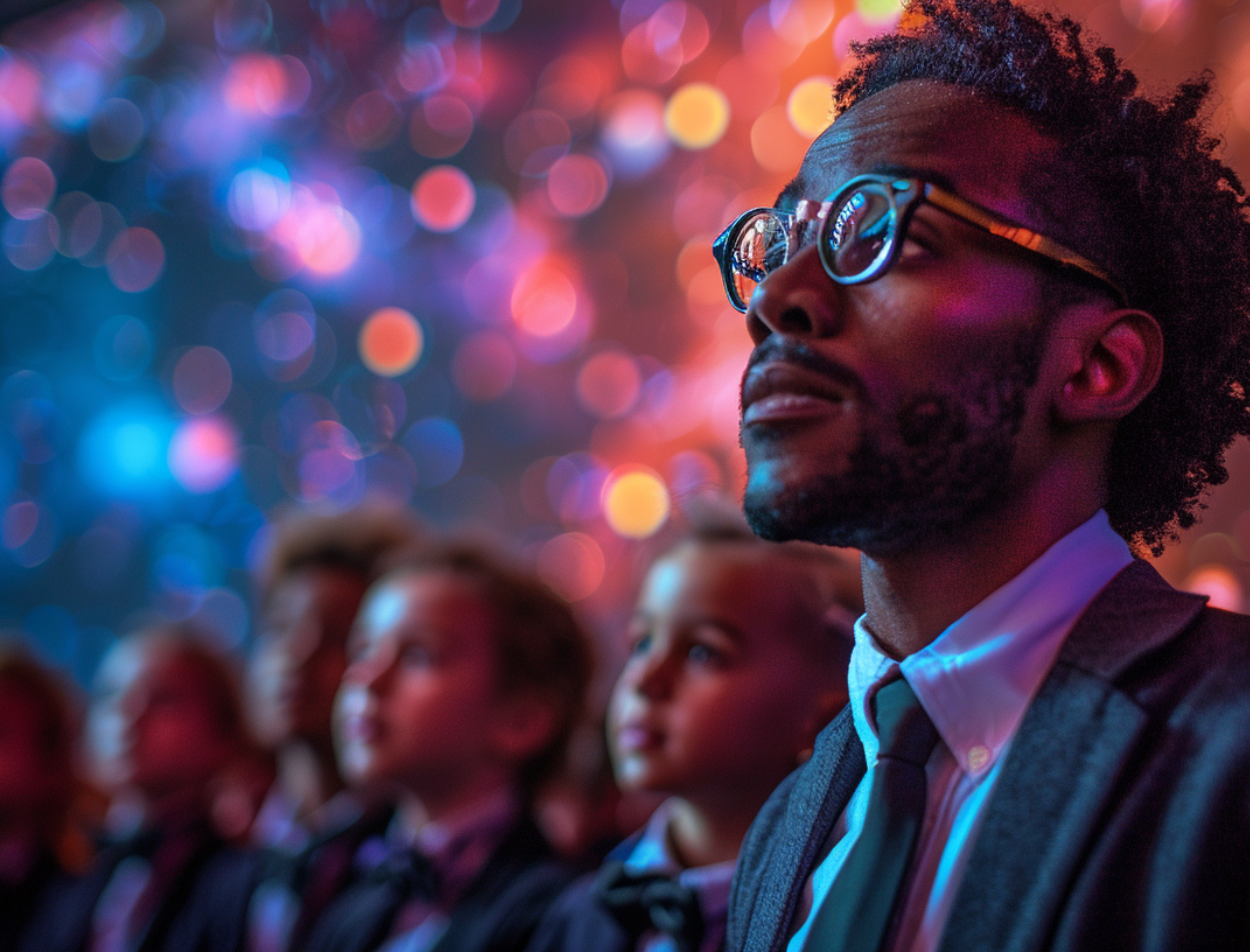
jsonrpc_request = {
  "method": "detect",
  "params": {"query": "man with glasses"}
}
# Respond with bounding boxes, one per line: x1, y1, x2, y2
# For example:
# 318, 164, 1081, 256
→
719, 1, 1250, 950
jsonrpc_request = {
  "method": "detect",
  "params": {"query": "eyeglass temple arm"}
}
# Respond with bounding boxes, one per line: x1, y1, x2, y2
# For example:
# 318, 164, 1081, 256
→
924, 186, 1126, 303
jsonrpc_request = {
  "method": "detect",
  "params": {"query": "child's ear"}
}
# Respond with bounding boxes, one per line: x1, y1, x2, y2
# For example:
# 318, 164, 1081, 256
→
490, 692, 558, 763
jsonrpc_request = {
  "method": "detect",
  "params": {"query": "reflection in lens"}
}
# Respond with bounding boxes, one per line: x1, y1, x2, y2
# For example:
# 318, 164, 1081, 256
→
827, 184, 893, 279
730, 211, 788, 308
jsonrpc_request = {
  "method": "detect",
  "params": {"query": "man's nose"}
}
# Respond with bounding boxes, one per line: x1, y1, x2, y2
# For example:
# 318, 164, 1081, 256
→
746, 244, 846, 345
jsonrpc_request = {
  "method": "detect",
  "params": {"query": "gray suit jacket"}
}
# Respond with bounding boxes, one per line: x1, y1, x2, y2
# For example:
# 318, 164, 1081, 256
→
727, 560, 1250, 952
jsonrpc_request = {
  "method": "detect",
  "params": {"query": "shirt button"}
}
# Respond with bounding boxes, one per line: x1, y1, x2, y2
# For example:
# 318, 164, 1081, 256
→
968, 745, 991, 772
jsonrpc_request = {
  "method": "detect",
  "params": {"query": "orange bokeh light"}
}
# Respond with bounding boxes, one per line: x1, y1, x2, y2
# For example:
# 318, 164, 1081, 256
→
788, 77, 835, 138
603, 466, 670, 538
359, 307, 424, 377
665, 82, 730, 149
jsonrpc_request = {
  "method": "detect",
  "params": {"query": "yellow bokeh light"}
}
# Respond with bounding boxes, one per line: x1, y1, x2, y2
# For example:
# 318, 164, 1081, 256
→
664, 83, 730, 150
603, 467, 670, 539
857, 0, 904, 25
788, 77, 834, 139
359, 307, 424, 376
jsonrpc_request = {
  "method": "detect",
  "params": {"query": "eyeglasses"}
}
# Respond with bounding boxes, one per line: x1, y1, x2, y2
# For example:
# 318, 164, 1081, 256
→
712, 173, 1126, 313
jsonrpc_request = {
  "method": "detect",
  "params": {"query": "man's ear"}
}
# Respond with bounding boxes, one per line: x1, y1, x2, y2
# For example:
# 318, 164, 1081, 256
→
1054, 308, 1163, 424
490, 692, 558, 763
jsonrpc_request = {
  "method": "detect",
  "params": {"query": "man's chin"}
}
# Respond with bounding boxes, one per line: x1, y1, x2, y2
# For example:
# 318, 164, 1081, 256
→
742, 476, 839, 545
741, 470, 944, 554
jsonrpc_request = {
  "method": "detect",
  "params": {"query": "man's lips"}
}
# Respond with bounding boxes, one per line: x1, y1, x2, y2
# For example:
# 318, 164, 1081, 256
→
741, 361, 859, 426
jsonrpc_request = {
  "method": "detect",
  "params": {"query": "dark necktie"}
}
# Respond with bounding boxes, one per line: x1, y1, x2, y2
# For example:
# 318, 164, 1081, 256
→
594, 860, 705, 952
802, 676, 940, 952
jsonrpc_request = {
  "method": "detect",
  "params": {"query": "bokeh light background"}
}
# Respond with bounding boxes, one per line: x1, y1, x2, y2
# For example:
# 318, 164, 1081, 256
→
2, 0, 1249, 681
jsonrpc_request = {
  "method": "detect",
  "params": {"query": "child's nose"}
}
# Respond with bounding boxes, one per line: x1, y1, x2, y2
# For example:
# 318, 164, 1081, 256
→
348, 645, 395, 692
633, 648, 678, 700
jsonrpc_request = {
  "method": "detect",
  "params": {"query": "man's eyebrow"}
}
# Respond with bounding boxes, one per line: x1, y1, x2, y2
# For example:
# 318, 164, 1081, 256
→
775, 165, 960, 211
869, 163, 959, 193
776, 177, 804, 212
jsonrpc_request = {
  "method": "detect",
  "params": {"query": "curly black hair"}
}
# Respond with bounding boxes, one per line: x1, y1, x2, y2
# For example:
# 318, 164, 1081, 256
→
835, 0, 1250, 555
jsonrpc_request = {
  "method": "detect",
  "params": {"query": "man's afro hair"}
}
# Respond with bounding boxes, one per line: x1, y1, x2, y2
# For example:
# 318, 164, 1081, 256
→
836, 0, 1250, 554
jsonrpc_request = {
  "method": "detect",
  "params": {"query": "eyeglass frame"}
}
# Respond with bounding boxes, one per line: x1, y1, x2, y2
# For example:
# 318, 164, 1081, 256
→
712, 173, 1128, 313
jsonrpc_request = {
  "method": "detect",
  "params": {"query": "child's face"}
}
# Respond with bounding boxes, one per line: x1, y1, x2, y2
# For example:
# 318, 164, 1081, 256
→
88, 641, 235, 800
334, 571, 511, 801
607, 543, 836, 807
250, 566, 366, 749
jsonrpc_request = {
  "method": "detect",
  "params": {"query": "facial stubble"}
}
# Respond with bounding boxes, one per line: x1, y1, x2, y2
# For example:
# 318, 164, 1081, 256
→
741, 320, 1047, 556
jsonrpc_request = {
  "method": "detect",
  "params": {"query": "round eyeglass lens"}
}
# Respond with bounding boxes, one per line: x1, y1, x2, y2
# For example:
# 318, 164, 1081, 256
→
824, 183, 896, 280
730, 210, 791, 308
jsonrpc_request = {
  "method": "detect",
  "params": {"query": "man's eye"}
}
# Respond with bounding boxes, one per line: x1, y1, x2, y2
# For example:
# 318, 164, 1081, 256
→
898, 235, 936, 260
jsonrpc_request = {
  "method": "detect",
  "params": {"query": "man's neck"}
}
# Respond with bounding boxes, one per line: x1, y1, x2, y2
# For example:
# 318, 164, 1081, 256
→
861, 497, 1104, 659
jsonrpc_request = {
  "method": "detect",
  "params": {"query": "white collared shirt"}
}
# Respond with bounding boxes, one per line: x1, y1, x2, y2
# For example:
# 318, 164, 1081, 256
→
789, 511, 1133, 952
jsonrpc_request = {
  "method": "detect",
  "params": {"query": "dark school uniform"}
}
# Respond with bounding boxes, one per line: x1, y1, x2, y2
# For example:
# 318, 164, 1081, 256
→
528, 799, 734, 952
248, 795, 394, 952
2, 843, 82, 952
33, 815, 261, 952
302, 788, 573, 952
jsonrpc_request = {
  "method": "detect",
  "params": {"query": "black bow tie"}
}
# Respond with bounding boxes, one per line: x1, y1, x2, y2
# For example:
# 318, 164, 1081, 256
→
594, 860, 705, 952
367, 848, 441, 903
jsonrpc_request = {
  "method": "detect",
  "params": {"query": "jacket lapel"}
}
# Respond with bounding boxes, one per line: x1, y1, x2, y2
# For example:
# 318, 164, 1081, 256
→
937, 561, 1207, 952
744, 708, 866, 952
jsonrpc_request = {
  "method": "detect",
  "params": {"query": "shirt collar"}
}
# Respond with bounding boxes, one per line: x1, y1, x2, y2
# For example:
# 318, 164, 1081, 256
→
379, 785, 518, 899
624, 799, 737, 922
849, 510, 1132, 777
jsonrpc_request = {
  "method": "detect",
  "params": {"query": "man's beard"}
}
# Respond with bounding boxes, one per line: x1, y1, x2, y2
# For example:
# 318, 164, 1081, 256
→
741, 322, 1046, 556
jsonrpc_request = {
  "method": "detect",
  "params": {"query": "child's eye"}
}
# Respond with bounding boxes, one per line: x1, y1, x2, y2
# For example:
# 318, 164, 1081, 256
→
629, 632, 653, 657
686, 642, 722, 665
399, 643, 433, 666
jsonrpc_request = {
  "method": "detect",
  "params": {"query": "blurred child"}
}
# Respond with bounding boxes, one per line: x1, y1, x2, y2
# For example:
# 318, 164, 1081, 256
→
529, 522, 859, 952
42, 625, 261, 952
0, 643, 94, 952
249, 505, 424, 851
245, 506, 422, 952
301, 541, 592, 952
